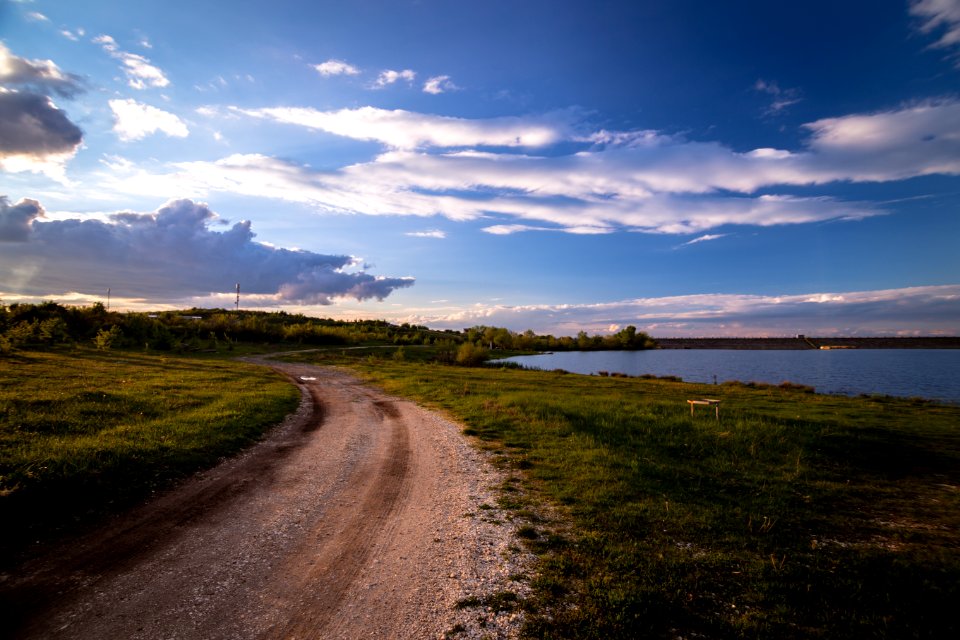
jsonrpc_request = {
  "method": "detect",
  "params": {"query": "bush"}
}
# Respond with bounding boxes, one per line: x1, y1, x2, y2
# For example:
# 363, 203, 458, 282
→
93, 325, 122, 351
456, 342, 489, 366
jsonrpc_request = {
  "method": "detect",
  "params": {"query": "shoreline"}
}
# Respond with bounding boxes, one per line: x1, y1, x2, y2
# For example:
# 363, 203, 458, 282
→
653, 337, 960, 350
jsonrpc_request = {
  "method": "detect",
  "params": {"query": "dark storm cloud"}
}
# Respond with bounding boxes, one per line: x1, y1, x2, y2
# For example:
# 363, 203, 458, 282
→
0, 196, 44, 242
0, 198, 414, 303
0, 91, 83, 156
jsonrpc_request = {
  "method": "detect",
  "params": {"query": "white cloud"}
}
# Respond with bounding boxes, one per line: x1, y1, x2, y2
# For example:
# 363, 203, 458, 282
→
109, 98, 189, 141
0, 198, 413, 304
423, 75, 458, 94
753, 79, 802, 115
400, 285, 960, 337
679, 234, 728, 247
374, 68, 415, 87
89, 99, 960, 235
25, 11, 48, 22
314, 59, 360, 76
234, 105, 573, 148
911, 0, 960, 56
405, 229, 446, 238
94, 34, 170, 89
801, 99, 960, 180
0, 43, 85, 97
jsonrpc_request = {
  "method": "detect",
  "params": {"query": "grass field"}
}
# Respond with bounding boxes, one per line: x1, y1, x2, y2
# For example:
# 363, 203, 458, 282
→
294, 351, 960, 639
4, 344, 958, 637
0, 348, 299, 555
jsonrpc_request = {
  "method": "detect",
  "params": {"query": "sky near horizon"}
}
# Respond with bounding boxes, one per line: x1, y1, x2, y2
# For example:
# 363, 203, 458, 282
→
1, 0, 959, 337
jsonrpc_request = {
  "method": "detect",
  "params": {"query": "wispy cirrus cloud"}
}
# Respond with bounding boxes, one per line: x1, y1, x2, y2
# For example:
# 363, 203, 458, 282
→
233, 105, 574, 148
0, 197, 413, 305
60, 28, 86, 42
911, 0, 960, 63
405, 229, 446, 238
754, 79, 802, 115
94, 34, 169, 89
314, 59, 360, 76
109, 99, 188, 141
678, 233, 727, 247
91, 99, 960, 235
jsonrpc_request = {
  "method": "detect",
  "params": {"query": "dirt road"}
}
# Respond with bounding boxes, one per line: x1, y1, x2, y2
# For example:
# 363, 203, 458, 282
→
1, 360, 532, 639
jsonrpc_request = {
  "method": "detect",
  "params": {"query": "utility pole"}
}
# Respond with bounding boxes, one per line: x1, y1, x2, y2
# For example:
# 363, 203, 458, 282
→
235, 283, 240, 312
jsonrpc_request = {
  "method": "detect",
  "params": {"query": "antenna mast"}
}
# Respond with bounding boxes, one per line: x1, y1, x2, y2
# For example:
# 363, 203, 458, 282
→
235, 283, 240, 311
107, 288, 111, 311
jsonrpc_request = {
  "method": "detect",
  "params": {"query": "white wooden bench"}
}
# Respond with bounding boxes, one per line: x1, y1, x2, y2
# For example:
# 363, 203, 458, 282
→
687, 398, 721, 419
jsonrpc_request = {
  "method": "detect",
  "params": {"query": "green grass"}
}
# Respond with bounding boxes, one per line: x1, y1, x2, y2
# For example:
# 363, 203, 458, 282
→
0, 348, 299, 554
321, 355, 960, 639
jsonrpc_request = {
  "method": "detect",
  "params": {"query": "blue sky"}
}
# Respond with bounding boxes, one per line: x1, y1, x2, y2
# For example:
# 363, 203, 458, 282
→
1, 0, 959, 336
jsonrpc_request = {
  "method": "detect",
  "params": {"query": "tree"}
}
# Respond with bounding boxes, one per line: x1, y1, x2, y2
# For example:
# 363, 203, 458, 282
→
94, 325, 122, 350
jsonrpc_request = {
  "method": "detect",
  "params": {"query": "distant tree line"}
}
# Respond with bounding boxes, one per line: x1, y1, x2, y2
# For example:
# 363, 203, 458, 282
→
0, 302, 655, 357
462, 324, 654, 352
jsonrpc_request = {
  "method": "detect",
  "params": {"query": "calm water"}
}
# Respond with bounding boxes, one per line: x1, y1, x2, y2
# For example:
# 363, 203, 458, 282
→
500, 349, 960, 403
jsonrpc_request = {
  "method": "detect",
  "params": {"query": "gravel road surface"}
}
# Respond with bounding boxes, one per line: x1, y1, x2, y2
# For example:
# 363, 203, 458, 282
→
1, 360, 533, 639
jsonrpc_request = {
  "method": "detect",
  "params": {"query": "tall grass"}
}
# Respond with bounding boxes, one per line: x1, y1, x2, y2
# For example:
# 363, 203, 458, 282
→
335, 357, 960, 639
0, 348, 298, 554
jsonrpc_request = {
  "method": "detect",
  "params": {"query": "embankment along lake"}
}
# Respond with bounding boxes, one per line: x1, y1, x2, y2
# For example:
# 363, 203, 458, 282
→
501, 348, 960, 403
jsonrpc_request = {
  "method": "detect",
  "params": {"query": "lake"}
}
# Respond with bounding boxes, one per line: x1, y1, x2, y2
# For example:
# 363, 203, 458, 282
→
499, 349, 960, 403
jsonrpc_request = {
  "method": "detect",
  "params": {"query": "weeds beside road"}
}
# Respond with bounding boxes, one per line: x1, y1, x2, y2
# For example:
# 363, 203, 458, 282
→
316, 352, 960, 639
0, 348, 298, 558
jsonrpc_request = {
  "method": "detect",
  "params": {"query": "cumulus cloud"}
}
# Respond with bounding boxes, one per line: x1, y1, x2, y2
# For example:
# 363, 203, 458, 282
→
0, 196, 44, 242
423, 75, 458, 94
94, 34, 170, 89
0, 198, 413, 304
314, 59, 360, 76
402, 285, 960, 337
374, 68, 415, 87
234, 105, 574, 148
0, 91, 83, 177
0, 43, 85, 97
911, 0, 960, 60
109, 98, 188, 141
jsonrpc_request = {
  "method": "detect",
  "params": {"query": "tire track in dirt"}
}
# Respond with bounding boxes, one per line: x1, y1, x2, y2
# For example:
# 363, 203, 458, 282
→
265, 396, 412, 638
1, 359, 533, 639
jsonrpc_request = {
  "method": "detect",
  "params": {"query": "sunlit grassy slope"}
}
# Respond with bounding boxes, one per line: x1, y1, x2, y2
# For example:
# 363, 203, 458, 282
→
0, 348, 298, 552
328, 354, 960, 639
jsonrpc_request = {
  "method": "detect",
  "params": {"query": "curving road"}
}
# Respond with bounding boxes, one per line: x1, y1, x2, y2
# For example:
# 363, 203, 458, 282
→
1, 360, 529, 639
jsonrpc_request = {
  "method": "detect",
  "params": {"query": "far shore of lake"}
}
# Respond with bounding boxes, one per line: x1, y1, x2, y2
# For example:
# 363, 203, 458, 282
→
653, 336, 960, 349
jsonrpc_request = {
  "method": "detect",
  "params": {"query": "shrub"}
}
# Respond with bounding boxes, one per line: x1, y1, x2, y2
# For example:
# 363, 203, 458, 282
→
93, 325, 122, 351
456, 342, 489, 366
